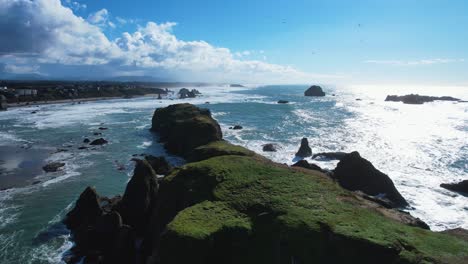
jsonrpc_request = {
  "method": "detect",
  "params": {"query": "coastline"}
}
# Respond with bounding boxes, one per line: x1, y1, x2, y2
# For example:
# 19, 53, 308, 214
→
6, 93, 163, 109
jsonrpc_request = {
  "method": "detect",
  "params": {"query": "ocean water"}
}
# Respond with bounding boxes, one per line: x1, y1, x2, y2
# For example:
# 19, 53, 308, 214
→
0, 84, 466, 263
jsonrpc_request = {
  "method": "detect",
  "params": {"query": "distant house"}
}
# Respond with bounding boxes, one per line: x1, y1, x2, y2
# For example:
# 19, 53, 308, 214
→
0, 95, 7, 111
15, 88, 38, 97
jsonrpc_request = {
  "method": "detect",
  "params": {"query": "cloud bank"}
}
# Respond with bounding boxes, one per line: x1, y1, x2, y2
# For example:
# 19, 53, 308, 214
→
364, 59, 465, 66
0, 0, 340, 83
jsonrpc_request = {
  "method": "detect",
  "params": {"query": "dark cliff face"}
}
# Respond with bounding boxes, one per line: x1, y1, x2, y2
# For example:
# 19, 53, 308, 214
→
151, 103, 222, 157
63, 103, 468, 264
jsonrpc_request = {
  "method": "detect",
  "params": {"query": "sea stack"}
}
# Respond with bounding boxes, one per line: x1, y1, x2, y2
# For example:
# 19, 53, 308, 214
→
304, 85, 326, 96
295, 137, 312, 157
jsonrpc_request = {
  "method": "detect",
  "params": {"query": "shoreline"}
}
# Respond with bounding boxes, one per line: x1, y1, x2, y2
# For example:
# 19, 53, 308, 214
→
6, 93, 163, 109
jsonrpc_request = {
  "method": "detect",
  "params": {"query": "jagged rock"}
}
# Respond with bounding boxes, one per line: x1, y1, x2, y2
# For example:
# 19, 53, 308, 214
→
292, 160, 323, 172
262, 143, 277, 152
151, 104, 222, 157
144, 155, 173, 175
334, 151, 408, 208
440, 180, 468, 196
231, 125, 243, 130
83, 138, 90, 143
295, 138, 312, 157
277, 100, 289, 104
98, 127, 108, 130
90, 138, 108, 145
63, 187, 103, 231
178, 88, 200, 99
385, 94, 461, 104
42, 162, 65, 172
312, 152, 348, 160
304, 85, 325, 96
118, 159, 158, 234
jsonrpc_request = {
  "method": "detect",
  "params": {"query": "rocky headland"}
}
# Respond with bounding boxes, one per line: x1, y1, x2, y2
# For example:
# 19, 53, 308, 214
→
63, 103, 468, 264
385, 94, 461, 104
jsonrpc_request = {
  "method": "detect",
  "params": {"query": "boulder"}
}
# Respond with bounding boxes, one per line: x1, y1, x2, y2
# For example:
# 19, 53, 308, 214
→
151, 104, 222, 157
83, 138, 90, 143
42, 162, 65, 172
304, 85, 325, 96
98, 127, 108, 130
63, 187, 103, 230
334, 151, 408, 208
262, 143, 277, 152
118, 159, 158, 234
385, 94, 461, 104
295, 138, 312, 157
144, 155, 173, 175
231, 125, 243, 130
277, 100, 289, 104
90, 138, 108, 145
440, 180, 468, 196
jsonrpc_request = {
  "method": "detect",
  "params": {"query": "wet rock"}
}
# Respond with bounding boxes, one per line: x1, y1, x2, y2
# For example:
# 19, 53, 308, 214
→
440, 180, 468, 196
385, 94, 461, 104
78, 146, 88, 150
295, 138, 312, 157
63, 187, 103, 231
277, 100, 289, 104
262, 143, 277, 152
93, 132, 102, 136
144, 155, 173, 175
231, 125, 243, 130
43, 162, 65, 172
118, 159, 158, 234
334, 151, 408, 208
90, 138, 108, 145
98, 127, 108, 130
83, 138, 90, 143
304, 85, 325, 96
312, 152, 348, 160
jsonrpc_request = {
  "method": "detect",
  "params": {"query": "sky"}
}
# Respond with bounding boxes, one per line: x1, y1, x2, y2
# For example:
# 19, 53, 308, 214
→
0, 0, 467, 85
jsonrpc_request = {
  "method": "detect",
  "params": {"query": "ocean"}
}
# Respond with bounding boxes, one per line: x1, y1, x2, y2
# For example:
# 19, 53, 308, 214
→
0, 84, 466, 263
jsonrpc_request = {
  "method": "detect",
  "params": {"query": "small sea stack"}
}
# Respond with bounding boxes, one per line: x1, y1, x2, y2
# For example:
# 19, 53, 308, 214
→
304, 85, 325, 97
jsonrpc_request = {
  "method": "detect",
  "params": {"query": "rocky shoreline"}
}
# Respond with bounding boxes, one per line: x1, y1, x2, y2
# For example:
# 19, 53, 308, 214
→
63, 103, 468, 264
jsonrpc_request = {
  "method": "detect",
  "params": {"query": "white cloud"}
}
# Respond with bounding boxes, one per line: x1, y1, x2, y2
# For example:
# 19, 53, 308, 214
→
0, 0, 342, 83
3, 64, 40, 74
88, 8, 109, 24
64, 0, 86, 11
365, 59, 465, 66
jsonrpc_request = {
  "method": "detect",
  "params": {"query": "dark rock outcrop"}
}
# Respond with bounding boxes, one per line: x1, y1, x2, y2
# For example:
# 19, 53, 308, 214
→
295, 137, 312, 157
440, 180, 468, 196
312, 151, 348, 160
42, 162, 65, 172
292, 160, 324, 172
262, 143, 277, 152
151, 103, 222, 157
231, 125, 243, 130
304, 85, 325, 96
64, 187, 103, 231
385, 94, 461, 104
334, 151, 408, 208
83, 138, 90, 143
118, 159, 158, 234
90, 138, 108, 145
277, 100, 289, 104
144, 155, 173, 175
178, 88, 201, 99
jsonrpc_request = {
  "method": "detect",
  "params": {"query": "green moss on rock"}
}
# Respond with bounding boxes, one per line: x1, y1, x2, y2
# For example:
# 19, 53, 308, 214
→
188, 140, 255, 162
158, 155, 468, 264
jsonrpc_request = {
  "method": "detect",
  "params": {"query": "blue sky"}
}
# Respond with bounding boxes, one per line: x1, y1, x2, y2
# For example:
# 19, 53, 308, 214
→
0, 0, 467, 84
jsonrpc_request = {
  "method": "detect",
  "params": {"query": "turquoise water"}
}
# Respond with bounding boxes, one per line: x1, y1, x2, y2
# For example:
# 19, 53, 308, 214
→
0, 84, 466, 263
